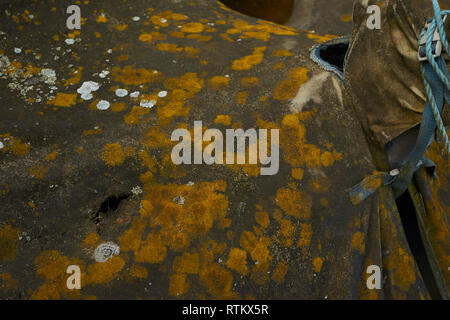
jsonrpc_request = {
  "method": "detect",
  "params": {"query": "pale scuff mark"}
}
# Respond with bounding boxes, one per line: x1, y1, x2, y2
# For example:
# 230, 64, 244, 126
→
289, 72, 331, 113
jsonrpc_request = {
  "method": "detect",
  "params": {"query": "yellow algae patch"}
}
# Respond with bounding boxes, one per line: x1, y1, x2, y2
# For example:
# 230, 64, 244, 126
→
169, 273, 189, 296
384, 247, 416, 291
276, 184, 312, 220
226, 248, 248, 275
0, 225, 20, 262
29, 165, 48, 179
352, 232, 365, 253
208, 76, 230, 90
47, 93, 77, 107
241, 77, 259, 87
87, 256, 125, 284
135, 233, 167, 264
236, 91, 249, 104
181, 22, 205, 33
255, 211, 269, 229
297, 223, 312, 251
173, 252, 200, 274
272, 261, 288, 283
280, 113, 342, 168
101, 143, 126, 166
312, 257, 324, 273
291, 168, 304, 180
231, 47, 266, 71
129, 264, 148, 279
45, 151, 58, 161
112, 66, 161, 86
274, 67, 309, 100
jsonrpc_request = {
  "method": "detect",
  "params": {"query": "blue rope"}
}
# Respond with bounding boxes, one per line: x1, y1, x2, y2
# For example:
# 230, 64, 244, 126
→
421, 0, 450, 157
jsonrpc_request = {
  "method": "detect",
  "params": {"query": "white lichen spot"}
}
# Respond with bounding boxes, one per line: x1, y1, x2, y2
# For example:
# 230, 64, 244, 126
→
14, 48, 21, 54
157, 90, 167, 98
77, 81, 100, 100
115, 88, 128, 97
173, 195, 185, 205
94, 242, 120, 263
99, 70, 109, 78
0, 141, 3, 149
131, 186, 142, 195
96, 100, 110, 110
40, 68, 57, 85
130, 91, 140, 98
65, 38, 75, 45
140, 99, 156, 108
132, 16, 140, 21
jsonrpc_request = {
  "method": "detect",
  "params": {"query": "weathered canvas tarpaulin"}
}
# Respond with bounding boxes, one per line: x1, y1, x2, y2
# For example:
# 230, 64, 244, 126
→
0, 0, 448, 299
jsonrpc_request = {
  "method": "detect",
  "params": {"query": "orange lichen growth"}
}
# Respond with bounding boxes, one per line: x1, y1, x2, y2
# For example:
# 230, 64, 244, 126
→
232, 47, 266, 71
129, 264, 148, 279
87, 256, 126, 284
277, 219, 295, 247
124, 106, 150, 125
115, 24, 128, 31
111, 66, 161, 86
111, 102, 126, 112
297, 223, 312, 251
241, 77, 259, 87
0, 225, 20, 262
82, 232, 100, 247
31, 250, 84, 299
158, 72, 204, 124
340, 14, 352, 22
214, 115, 232, 126
169, 273, 189, 296
47, 93, 77, 107
352, 232, 365, 253
312, 257, 324, 273
276, 184, 312, 220
226, 248, 248, 275
255, 211, 269, 228
226, 18, 297, 42
96, 14, 107, 23
138, 31, 167, 42
271, 261, 288, 283
384, 247, 416, 291
291, 168, 304, 180
274, 67, 309, 100
307, 32, 339, 43
45, 151, 58, 161
156, 42, 184, 52
181, 22, 205, 33
119, 217, 147, 252
173, 252, 200, 274
1, 135, 30, 156
135, 233, 168, 264
199, 263, 234, 298
64, 67, 82, 86
280, 113, 342, 168
0, 273, 18, 291
29, 165, 48, 179
236, 91, 249, 104
272, 50, 293, 57
208, 76, 230, 90
101, 143, 126, 166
